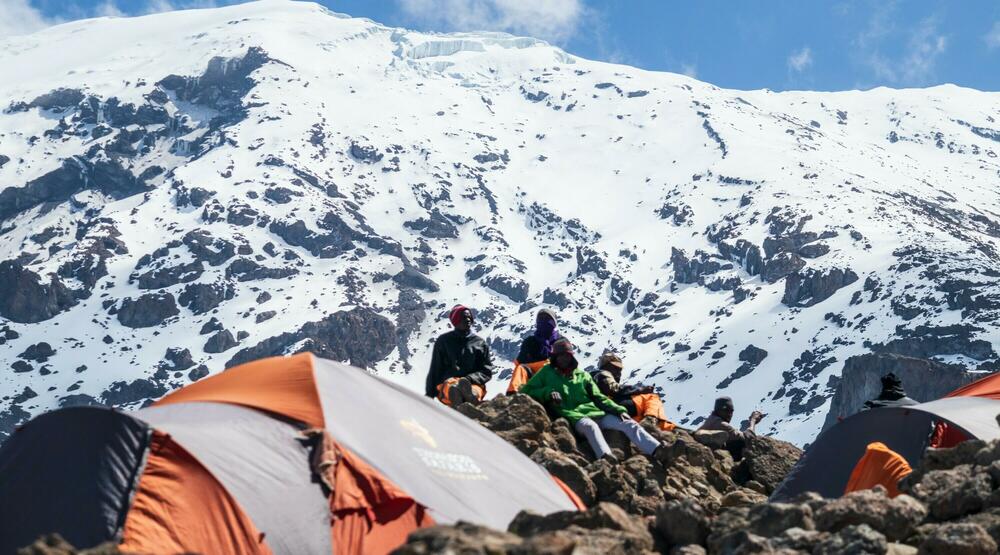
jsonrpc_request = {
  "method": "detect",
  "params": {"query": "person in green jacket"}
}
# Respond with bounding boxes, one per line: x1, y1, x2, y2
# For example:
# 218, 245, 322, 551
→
520, 338, 668, 463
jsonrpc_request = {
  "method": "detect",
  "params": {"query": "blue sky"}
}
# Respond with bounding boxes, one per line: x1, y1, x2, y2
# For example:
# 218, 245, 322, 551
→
4, 0, 1000, 92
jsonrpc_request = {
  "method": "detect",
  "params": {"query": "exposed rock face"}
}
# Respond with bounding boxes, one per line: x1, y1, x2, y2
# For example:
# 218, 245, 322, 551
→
782, 267, 859, 307
0, 261, 78, 323
226, 307, 396, 368
116, 293, 179, 328
822, 353, 977, 430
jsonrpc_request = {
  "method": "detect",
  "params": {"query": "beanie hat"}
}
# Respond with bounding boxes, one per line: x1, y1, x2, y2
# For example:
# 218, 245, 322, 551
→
714, 397, 734, 413
449, 305, 471, 327
551, 338, 574, 357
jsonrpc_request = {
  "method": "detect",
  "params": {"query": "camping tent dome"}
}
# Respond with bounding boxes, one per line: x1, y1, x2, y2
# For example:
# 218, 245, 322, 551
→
771, 371, 1000, 502
0, 353, 580, 554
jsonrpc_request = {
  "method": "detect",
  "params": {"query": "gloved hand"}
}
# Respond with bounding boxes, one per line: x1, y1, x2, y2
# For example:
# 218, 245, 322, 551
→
615, 412, 629, 422
750, 410, 764, 424
549, 391, 562, 407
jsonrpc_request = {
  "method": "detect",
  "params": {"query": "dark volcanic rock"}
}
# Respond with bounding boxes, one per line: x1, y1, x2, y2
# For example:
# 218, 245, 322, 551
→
100, 378, 167, 407
203, 330, 237, 353
0, 261, 78, 323
782, 267, 859, 307
226, 307, 396, 368
18, 342, 55, 363
134, 261, 204, 289
159, 347, 194, 371
671, 248, 721, 284
117, 293, 179, 328
178, 281, 235, 314
0, 157, 150, 222
225, 258, 297, 281
760, 252, 806, 283
183, 230, 236, 266
732, 435, 802, 494
393, 267, 440, 293
481, 275, 529, 303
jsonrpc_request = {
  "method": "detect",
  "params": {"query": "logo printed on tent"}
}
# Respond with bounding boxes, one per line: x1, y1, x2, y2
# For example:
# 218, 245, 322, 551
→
413, 447, 488, 480
399, 418, 437, 447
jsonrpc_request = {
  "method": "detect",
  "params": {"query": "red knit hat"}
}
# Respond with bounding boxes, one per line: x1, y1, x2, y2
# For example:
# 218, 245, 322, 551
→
449, 305, 472, 327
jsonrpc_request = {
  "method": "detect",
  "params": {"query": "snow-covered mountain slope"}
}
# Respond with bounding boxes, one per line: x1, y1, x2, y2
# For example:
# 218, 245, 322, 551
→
2, 0, 999, 445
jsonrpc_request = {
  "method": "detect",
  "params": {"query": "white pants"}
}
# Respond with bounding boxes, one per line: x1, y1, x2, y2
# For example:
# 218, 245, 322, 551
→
574, 414, 660, 458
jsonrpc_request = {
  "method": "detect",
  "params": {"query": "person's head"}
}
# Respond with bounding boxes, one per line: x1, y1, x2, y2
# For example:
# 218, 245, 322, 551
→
598, 351, 624, 380
449, 304, 473, 332
881, 372, 902, 389
549, 338, 578, 374
713, 397, 735, 422
535, 308, 557, 336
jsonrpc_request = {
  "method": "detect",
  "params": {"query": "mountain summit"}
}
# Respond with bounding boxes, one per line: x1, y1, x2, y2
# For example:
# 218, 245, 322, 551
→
1, 0, 999, 444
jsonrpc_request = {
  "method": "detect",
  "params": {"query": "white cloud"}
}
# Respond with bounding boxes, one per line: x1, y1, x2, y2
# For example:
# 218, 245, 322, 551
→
395, 0, 585, 44
787, 47, 812, 73
0, 0, 54, 38
680, 63, 697, 78
986, 21, 1000, 49
96, 1, 126, 17
854, 7, 948, 87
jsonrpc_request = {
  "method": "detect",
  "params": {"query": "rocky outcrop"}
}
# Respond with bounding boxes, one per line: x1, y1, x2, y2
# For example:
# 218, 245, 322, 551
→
226, 307, 396, 368
0, 261, 78, 323
822, 353, 977, 430
782, 267, 859, 307
116, 293, 179, 328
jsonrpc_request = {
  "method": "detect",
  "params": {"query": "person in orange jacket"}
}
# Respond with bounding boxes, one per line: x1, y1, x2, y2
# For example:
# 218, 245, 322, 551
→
506, 308, 561, 394
592, 352, 676, 431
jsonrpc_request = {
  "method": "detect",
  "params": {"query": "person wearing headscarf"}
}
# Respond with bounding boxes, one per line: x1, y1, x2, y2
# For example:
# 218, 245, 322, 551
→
425, 304, 494, 407
506, 308, 561, 394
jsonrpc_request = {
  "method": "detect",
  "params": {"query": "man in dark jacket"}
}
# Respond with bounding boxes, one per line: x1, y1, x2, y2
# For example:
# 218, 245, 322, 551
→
862, 373, 917, 410
425, 304, 494, 407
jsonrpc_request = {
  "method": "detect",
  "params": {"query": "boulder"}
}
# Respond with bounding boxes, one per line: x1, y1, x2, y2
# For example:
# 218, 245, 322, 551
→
655, 499, 710, 547
813, 524, 888, 555
814, 487, 926, 541
917, 522, 997, 555
508, 502, 654, 552
117, 293, 178, 328
392, 522, 521, 554
531, 448, 596, 506
733, 435, 801, 494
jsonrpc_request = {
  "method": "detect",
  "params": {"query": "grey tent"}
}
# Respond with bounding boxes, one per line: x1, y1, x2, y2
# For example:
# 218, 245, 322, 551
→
771, 396, 1000, 501
0, 353, 580, 554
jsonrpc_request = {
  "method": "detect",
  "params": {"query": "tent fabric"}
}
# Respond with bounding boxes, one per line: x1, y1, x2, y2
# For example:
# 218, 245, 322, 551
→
134, 402, 331, 555
0, 407, 150, 553
771, 397, 1000, 501
120, 430, 271, 555
946, 372, 1000, 400
331, 440, 435, 555
312, 356, 580, 528
154, 353, 325, 428
843, 442, 912, 498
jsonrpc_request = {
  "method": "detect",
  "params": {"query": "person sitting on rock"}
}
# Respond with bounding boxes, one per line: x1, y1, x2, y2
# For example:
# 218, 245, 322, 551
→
506, 308, 561, 394
697, 396, 762, 460
593, 351, 676, 431
519, 338, 669, 464
862, 373, 917, 410
425, 304, 493, 407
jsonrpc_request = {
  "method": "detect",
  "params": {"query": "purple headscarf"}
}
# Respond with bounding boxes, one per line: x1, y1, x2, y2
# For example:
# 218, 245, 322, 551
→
534, 309, 559, 359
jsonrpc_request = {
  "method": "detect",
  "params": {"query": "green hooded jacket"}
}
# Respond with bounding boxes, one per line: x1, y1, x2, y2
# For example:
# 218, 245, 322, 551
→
518, 364, 627, 424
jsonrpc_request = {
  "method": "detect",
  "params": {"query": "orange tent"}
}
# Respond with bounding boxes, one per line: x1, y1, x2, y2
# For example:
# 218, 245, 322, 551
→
843, 442, 913, 498
0, 353, 581, 554
945, 371, 1000, 400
